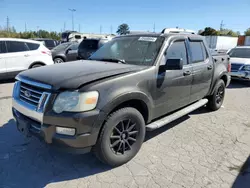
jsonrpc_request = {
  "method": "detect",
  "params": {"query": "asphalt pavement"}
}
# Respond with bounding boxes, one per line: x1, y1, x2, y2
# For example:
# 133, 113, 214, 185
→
0, 80, 249, 188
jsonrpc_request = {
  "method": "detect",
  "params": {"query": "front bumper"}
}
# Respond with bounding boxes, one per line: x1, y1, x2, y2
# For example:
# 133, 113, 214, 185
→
230, 71, 250, 81
12, 106, 102, 154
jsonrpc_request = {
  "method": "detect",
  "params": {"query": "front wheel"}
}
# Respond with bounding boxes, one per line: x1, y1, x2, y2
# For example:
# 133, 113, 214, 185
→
94, 107, 145, 167
207, 79, 225, 111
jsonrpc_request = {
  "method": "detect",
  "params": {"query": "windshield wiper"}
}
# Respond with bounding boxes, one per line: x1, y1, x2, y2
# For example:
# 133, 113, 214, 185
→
99, 58, 127, 64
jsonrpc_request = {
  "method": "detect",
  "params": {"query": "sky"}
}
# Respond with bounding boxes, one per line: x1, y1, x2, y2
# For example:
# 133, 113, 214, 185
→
0, 0, 250, 34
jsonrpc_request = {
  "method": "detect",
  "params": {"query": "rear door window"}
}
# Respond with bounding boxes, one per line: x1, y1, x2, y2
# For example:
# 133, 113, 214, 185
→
0, 41, 7, 53
189, 42, 204, 63
26, 42, 40, 50
6, 41, 29, 53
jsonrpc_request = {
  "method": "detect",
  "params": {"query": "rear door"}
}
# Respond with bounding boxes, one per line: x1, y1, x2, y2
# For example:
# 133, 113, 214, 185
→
188, 39, 213, 103
5, 41, 30, 75
154, 37, 193, 117
0, 41, 7, 79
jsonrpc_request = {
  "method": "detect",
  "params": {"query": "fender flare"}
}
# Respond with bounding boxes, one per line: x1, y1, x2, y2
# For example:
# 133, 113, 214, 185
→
101, 91, 154, 123
210, 71, 228, 95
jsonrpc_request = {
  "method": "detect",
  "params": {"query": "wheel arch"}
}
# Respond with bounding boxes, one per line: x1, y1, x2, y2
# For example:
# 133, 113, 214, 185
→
28, 61, 46, 69
53, 55, 66, 62
209, 71, 228, 95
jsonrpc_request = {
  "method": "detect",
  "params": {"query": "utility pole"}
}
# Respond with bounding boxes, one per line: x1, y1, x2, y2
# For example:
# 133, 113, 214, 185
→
6, 16, 10, 32
68, 9, 76, 31
63, 22, 66, 31
25, 22, 27, 32
37, 26, 39, 37
153, 23, 155, 33
100, 25, 102, 34
220, 20, 225, 31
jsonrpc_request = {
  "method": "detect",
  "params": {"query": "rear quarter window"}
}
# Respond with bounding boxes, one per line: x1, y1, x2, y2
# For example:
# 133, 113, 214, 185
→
26, 42, 40, 50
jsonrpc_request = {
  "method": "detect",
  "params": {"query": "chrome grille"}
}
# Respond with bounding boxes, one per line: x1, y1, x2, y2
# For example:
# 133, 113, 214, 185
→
231, 63, 244, 72
19, 82, 45, 107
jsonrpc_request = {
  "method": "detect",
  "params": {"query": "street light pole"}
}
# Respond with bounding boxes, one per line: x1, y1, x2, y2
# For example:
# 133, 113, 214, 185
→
68, 9, 76, 31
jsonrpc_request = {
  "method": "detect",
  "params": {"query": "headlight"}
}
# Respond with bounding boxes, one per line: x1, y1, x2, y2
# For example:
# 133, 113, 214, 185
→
53, 91, 99, 113
242, 65, 250, 71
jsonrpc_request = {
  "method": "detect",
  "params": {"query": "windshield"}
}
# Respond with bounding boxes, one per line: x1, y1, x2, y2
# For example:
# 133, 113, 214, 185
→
90, 36, 164, 66
228, 48, 250, 58
52, 42, 72, 51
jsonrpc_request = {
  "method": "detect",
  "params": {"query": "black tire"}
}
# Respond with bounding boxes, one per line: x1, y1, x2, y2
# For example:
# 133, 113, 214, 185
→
94, 107, 146, 167
31, 64, 43, 68
54, 58, 64, 64
207, 79, 225, 111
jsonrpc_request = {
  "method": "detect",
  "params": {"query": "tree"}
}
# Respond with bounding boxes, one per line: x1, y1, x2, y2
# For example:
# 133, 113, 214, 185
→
244, 28, 250, 36
198, 29, 204, 35
117, 23, 130, 35
219, 29, 239, 37
200, 27, 218, 36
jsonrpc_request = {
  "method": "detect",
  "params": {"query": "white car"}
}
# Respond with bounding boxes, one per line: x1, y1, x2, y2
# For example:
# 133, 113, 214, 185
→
228, 46, 250, 81
0, 38, 54, 80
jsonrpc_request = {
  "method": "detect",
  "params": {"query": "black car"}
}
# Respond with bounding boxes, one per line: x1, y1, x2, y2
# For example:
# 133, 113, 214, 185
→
51, 42, 79, 63
78, 38, 110, 60
31, 38, 58, 50
13, 31, 230, 166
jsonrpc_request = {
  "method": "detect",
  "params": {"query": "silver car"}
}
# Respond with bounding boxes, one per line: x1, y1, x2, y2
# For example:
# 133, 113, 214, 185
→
228, 46, 250, 80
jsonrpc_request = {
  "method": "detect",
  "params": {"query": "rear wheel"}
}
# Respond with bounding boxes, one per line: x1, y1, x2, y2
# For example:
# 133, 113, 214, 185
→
94, 107, 145, 167
54, 58, 64, 64
207, 79, 225, 111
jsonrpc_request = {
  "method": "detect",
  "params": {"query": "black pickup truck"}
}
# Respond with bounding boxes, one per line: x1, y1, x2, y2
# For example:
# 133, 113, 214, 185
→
12, 30, 231, 166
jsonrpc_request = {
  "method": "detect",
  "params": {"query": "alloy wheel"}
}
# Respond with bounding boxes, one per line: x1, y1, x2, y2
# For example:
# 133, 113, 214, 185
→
110, 119, 138, 155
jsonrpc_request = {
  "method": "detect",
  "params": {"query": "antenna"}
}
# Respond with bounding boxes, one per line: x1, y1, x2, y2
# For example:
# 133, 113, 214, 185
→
153, 23, 155, 33
6, 16, 10, 32
100, 25, 102, 34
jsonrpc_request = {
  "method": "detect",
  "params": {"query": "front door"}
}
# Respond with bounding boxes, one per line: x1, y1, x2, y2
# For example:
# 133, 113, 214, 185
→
66, 43, 79, 61
153, 38, 193, 118
188, 40, 213, 103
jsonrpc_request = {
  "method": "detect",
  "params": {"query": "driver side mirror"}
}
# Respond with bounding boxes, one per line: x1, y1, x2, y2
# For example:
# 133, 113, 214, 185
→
165, 59, 183, 70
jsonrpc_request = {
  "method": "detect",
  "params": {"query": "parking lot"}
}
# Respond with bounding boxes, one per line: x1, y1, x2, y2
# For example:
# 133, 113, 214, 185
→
0, 80, 249, 188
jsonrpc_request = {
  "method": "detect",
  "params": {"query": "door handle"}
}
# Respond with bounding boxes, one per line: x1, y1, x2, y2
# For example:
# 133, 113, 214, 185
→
183, 70, 191, 76
24, 54, 30, 57
207, 65, 213, 70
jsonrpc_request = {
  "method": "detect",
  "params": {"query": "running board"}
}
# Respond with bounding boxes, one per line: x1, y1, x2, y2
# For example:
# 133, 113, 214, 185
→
146, 99, 208, 131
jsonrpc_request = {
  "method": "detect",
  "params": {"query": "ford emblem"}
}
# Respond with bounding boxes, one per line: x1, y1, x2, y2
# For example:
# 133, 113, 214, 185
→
24, 90, 31, 98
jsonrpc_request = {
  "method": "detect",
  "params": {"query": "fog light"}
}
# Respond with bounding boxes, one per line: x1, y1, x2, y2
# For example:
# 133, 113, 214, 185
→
56, 127, 76, 136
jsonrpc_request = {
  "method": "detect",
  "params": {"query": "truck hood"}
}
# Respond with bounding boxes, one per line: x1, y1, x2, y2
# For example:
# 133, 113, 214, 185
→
230, 57, 250, 65
17, 60, 147, 90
